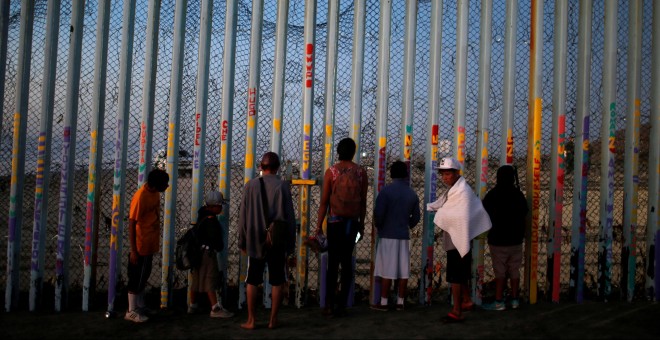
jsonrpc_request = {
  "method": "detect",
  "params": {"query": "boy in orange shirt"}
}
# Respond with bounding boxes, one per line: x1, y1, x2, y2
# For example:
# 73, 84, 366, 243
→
125, 169, 169, 323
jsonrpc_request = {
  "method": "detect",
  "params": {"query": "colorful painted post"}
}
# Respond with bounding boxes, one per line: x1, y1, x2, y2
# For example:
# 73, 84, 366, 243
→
400, 0, 416, 177
216, 0, 238, 307
547, 0, 567, 304
396, 0, 417, 306
369, 0, 392, 307
598, 0, 617, 301
30, 0, 60, 312
188, 0, 213, 307
270, 0, 290, 157
296, 0, 316, 308
623, 0, 642, 303
262, 0, 290, 310
239, 0, 264, 310
55, 0, 85, 312
419, 0, 443, 306
453, 0, 470, 307
501, 0, 519, 167
473, 0, 493, 306
83, 0, 111, 312
570, 0, 593, 304
137, 0, 161, 188
5, 0, 34, 312
318, 0, 338, 308
349, 0, 366, 157
525, 0, 543, 305
347, 0, 367, 308
647, 0, 660, 302
0, 0, 7, 149
107, 0, 136, 315
160, 0, 186, 309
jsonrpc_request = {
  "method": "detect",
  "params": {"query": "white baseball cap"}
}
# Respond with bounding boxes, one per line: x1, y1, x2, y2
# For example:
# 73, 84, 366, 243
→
436, 157, 462, 171
205, 191, 228, 206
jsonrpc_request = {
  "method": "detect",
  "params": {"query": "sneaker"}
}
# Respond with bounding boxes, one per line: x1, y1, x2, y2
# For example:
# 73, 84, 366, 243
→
187, 304, 199, 315
124, 310, 149, 323
210, 306, 234, 318
510, 298, 520, 310
482, 300, 506, 311
395, 303, 405, 311
370, 304, 389, 312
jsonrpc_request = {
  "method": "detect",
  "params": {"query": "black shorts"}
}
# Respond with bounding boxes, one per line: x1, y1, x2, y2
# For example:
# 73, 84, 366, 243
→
446, 249, 472, 284
245, 250, 287, 286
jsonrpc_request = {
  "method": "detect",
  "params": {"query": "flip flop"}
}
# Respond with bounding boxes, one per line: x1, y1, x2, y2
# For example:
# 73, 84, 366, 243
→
442, 312, 465, 324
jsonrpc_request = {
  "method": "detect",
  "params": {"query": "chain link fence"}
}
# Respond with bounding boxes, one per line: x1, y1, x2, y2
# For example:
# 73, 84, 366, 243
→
0, 0, 655, 310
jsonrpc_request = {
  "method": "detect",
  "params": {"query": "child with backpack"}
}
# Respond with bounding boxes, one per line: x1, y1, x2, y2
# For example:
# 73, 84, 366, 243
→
315, 138, 368, 318
187, 191, 234, 318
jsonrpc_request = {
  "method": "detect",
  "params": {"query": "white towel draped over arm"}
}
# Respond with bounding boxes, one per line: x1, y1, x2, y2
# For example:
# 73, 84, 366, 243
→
432, 177, 492, 257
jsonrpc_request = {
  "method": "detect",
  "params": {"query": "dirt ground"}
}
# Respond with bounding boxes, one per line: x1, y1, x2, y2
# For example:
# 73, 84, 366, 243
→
1, 289, 658, 339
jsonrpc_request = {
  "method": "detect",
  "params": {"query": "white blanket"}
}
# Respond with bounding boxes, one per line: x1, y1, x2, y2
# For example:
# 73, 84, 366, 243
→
427, 177, 492, 257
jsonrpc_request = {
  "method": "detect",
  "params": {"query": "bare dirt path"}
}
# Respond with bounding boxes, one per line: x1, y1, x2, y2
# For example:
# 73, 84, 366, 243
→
2, 299, 658, 339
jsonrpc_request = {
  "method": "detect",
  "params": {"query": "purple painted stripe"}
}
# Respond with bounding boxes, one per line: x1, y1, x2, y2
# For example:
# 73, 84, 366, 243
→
56, 128, 72, 277
302, 133, 311, 179
8, 215, 16, 242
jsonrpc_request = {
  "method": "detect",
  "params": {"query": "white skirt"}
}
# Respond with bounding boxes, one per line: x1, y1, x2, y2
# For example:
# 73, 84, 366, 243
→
374, 238, 410, 279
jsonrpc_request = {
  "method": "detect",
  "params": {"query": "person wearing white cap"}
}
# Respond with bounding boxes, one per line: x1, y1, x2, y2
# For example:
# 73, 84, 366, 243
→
188, 190, 234, 319
427, 157, 492, 323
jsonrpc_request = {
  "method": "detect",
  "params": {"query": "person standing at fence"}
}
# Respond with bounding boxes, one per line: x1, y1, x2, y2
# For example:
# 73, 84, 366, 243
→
315, 137, 369, 318
125, 169, 169, 323
187, 190, 235, 318
371, 160, 421, 311
238, 152, 296, 330
427, 157, 491, 323
481, 165, 528, 311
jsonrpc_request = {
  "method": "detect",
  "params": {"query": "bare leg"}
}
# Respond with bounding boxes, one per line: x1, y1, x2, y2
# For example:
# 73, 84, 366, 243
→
207, 291, 218, 307
240, 284, 257, 330
269, 284, 283, 329
380, 278, 392, 304
494, 277, 506, 301
461, 283, 472, 306
510, 278, 520, 299
397, 279, 408, 302
399, 279, 408, 300
189, 292, 196, 306
450, 283, 462, 317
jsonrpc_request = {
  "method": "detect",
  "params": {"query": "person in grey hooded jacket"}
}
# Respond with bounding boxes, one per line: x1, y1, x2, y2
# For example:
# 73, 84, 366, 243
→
238, 152, 296, 329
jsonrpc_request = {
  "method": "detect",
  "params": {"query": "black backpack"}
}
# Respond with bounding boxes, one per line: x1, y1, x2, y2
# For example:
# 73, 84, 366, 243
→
175, 225, 201, 270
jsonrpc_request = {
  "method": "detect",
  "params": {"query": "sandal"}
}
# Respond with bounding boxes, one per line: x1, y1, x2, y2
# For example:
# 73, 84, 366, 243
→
442, 312, 465, 324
